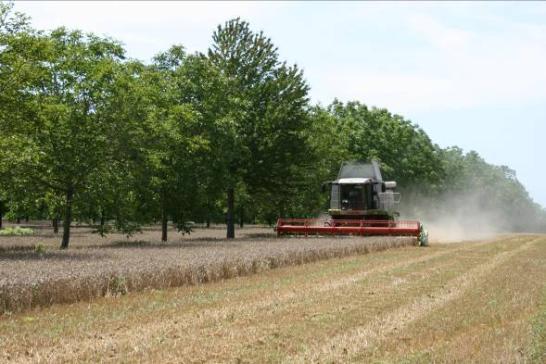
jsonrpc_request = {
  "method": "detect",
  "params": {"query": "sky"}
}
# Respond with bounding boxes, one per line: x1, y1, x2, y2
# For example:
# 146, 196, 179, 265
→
13, 1, 546, 207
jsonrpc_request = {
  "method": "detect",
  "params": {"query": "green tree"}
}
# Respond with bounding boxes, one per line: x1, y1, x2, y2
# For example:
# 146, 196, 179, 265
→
436, 148, 546, 231
114, 49, 212, 241
0, 2, 43, 229
0, 27, 127, 248
328, 100, 443, 188
207, 18, 312, 237
173, 52, 233, 228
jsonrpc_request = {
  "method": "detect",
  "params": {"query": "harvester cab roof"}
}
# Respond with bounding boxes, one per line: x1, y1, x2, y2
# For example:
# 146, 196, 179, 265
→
337, 160, 383, 181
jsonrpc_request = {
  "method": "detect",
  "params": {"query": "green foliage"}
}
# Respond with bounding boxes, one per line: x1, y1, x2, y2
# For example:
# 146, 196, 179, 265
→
114, 49, 212, 240
1, 7, 544, 247
419, 224, 429, 247
0, 18, 133, 247
34, 242, 46, 254
207, 18, 313, 227
0, 226, 33, 236
326, 100, 443, 188
433, 147, 546, 231
108, 275, 128, 296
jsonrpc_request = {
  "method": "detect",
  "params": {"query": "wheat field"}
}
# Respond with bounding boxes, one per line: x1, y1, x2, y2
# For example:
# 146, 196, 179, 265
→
0, 233, 544, 363
0, 226, 415, 314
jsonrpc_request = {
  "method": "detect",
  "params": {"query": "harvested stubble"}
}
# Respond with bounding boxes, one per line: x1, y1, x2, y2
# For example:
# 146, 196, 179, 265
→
0, 232, 416, 314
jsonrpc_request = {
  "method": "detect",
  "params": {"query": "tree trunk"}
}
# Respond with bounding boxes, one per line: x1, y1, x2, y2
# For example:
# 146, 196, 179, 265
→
61, 188, 74, 249
0, 200, 3, 229
206, 217, 210, 228
25, 216, 29, 223
226, 187, 235, 239
239, 205, 244, 228
52, 217, 59, 234
161, 206, 168, 242
100, 210, 106, 230
279, 202, 286, 220
16, 217, 20, 224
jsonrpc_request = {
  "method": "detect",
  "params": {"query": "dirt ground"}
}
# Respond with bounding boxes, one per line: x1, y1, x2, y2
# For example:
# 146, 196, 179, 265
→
0, 223, 279, 250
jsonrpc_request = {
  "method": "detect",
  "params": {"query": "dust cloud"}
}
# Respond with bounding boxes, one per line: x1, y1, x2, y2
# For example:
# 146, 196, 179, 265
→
311, 212, 332, 226
400, 190, 505, 243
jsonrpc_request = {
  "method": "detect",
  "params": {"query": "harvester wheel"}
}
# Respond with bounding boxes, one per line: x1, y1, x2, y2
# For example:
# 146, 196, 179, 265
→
419, 224, 429, 247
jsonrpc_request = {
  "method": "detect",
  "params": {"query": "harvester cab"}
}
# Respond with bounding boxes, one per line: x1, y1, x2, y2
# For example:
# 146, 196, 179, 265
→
327, 161, 400, 221
276, 161, 428, 246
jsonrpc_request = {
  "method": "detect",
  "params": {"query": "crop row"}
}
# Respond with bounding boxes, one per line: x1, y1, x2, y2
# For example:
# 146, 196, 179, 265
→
0, 235, 416, 314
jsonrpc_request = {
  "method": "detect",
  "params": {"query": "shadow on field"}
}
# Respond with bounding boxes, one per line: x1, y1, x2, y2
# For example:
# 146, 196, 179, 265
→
245, 233, 277, 239
37, 231, 91, 237
100, 239, 271, 250
184, 235, 277, 243
92, 233, 278, 250
0, 250, 109, 261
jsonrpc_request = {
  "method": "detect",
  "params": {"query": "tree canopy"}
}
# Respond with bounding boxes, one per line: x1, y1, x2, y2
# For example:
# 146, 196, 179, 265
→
1, 5, 544, 247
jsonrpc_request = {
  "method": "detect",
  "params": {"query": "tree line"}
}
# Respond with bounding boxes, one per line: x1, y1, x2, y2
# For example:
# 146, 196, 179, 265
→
1, 3, 544, 248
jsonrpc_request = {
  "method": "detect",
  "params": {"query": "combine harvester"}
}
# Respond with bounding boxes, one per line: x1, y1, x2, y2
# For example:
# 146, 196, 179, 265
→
276, 161, 428, 246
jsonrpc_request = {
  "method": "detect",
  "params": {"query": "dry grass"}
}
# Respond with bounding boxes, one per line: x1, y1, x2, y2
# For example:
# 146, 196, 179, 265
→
0, 225, 415, 314
0, 234, 544, 363
291, 236, 539, 362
